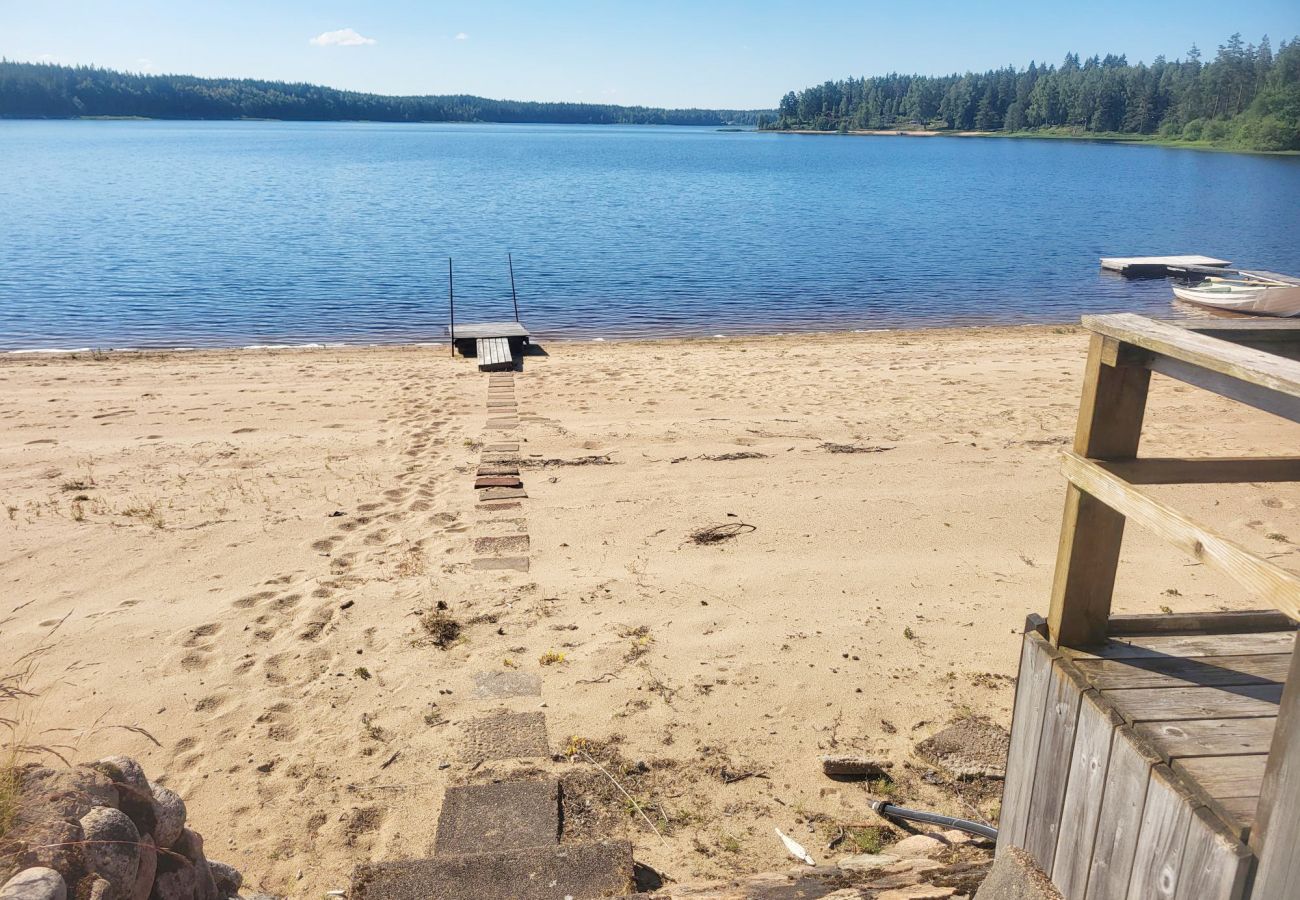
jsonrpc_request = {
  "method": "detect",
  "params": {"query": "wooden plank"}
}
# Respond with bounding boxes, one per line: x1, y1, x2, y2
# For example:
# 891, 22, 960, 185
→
1181, 319, 1300, 340
1061, 451, 1300, 621
1125, 764, 1195, 900
1096, 456, 1300, 485
1173, 806, 1250, 900
1065, 631, 1296, 661
1052, 691, 1123, 897
998, 632, 1059, 853
1024, 660, 1086, 872
1102, 684, 1282, 722
1135, 717, 1277, 759
1250, 640, 1300, 895
1074, 654, 1291, 691
1214, 795, 1259, 829
1107, 610, 1296, 636
1100, 255, 1231, 274
1173, 754, 1268, 799
1083, 313, 1300, 400
1049, 333, 1151, 647
1086, 725, 1161, 900
1148, 353, 1300, 425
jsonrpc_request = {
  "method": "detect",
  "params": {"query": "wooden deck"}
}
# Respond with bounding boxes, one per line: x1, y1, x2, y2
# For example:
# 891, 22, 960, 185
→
476, 336, 514, 371
999, 314, 1300, 898
448, 321, 530, 372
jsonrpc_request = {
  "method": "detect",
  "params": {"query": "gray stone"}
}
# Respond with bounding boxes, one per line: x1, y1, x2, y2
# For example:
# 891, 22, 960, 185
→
79, 807, 141, 899
0, 868, 67, 900
471, 670, 542, 700
463, 712, 549, 762
174, 829, 218, 900
20, 766, 118, 820
973, 847, 1063, 900
207, 861, 241, 896
434, 779, 559, 855
149, 785, 186, 850
92, 759, 155, 837
915, 719, 1010, 780
86, 879, 111, 900
351, 840, 634, 900
890, 834, 954, 859
149, 858, 197, 900
131, 834, 156, 900
477, 487, 527, 501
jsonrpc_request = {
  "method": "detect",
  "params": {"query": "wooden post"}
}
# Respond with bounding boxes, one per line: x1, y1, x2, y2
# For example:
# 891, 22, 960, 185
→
448, 257, 455, 358
508, 252, 520, 323
1047, 334, 1152, 647
1248, 646, 1300, 896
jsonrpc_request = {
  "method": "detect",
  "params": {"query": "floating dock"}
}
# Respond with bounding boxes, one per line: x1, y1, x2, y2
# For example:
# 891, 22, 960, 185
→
1100, 255, 1232, 277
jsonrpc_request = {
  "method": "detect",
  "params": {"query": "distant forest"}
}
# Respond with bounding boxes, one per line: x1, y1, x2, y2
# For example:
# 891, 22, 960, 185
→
0, 61, 766, 126
766, 34, 1300, 151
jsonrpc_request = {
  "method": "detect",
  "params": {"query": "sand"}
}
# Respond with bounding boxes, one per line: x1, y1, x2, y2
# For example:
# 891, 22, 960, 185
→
3, 325, 1298, 895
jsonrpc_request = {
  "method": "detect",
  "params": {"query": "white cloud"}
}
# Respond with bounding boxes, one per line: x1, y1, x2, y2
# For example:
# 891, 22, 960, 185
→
309, 28, 377, 48
454, 32, 469, 41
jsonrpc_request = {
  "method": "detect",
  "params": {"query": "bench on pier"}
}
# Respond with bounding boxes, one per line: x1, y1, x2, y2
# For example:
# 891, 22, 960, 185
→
476, 337, 513, 371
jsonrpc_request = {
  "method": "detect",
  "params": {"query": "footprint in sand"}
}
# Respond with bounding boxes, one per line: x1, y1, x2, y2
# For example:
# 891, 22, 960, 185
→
232, 590, 277, 609
180, 651, 211, 672
194, 694, 226, 713
182, 622, 221, 648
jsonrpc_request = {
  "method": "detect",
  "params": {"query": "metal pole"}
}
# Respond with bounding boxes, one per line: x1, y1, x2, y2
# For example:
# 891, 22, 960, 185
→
448, 257, 455, 358
508, 253, 520, 323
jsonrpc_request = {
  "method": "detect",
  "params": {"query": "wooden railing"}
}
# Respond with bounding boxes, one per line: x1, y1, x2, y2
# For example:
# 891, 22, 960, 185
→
1046, 314, 1300, 895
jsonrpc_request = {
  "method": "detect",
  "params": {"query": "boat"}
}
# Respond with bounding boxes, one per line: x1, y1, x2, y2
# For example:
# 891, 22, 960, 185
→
1171, 274, 1300, 317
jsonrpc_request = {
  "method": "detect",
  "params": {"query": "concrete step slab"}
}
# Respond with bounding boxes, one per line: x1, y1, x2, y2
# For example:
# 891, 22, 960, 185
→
434, 779, 559, 855
352, 841, 634, 900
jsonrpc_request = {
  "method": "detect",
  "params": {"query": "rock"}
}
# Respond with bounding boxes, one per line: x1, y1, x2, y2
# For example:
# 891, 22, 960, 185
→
20, 766, 119, 821
7, 815, 84, 883
882, 858, 945, 876
173, 829, 217, 900
915, 719, 1010, 780
877, 887, 956, 900
972, 847, 1063, 900
149, 858, 196, 900
86, 878, 112, 900
891, 834, 954, 859
149, 786, 186, 850
0, 867, 68, 900
131, 835, 157, 900
838, 852, 900, 872
821, 755, 893, 778
207, 862, 241, 897
92, 759, 156, 837
79, 807, 141, 899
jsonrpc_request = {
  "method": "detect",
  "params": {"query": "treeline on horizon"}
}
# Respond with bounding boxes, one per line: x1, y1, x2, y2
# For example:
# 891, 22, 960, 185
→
765, 33, 1300, 151
0, 61, 767, 126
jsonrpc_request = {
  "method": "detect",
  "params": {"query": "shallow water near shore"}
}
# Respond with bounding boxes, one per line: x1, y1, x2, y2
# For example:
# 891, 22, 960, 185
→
3, 120, 1300, 350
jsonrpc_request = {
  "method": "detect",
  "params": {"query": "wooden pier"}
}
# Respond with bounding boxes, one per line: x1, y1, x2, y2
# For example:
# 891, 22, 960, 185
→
1100, 255, 1232, 277
448, 321, 530, 372
998, 314, 1300, 899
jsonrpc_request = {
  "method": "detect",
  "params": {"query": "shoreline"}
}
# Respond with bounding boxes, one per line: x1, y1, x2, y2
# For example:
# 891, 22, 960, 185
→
770, 126, 1300, 156
0, 320, 1086, 360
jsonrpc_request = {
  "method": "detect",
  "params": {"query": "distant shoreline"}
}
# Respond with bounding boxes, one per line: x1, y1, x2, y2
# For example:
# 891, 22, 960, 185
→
768, 127, 1300, 156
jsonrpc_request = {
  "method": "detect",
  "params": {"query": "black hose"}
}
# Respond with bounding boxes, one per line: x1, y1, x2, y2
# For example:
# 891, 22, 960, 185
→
871, 800, 998, 841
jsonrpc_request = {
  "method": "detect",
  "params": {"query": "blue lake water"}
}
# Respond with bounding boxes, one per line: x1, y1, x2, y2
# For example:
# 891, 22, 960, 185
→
2, 120, 1300, 349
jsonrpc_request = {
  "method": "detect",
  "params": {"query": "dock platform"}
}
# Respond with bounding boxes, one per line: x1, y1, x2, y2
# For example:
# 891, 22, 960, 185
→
997, 313, 1300, 898
1100, 255, 1232, 276
448, 321, 530, 372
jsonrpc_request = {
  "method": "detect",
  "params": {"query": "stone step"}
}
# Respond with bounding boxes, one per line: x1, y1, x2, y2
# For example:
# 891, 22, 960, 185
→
351, 841, 635, 900
434, 779, 559, 855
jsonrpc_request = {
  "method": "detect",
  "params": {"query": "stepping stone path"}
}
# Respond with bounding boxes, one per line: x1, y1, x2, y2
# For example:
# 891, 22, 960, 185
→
351, 363, 636, 899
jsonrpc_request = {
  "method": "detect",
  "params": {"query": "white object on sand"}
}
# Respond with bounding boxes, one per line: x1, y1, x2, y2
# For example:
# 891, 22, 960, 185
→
775, 827, 816, 865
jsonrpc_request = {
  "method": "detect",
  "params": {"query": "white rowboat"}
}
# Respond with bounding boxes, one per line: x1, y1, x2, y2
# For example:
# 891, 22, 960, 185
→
1172, 276, 1300, 317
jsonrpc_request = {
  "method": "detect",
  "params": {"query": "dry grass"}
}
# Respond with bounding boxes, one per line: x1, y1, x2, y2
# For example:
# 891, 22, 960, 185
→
420, 610, 462, 649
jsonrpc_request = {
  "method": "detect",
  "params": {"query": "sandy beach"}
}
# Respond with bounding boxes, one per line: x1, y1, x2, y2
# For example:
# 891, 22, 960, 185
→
3, 325, 1298, 896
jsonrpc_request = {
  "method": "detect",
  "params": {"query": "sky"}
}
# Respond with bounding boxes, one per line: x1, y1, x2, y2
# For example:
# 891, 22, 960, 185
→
2, 1, 1297, 109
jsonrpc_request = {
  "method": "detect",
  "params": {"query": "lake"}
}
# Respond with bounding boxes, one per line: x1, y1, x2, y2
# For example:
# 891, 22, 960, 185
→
2, 120, 1299, 350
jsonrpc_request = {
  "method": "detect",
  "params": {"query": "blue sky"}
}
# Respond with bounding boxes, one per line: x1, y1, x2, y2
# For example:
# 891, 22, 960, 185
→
2, 1, 1296, 108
